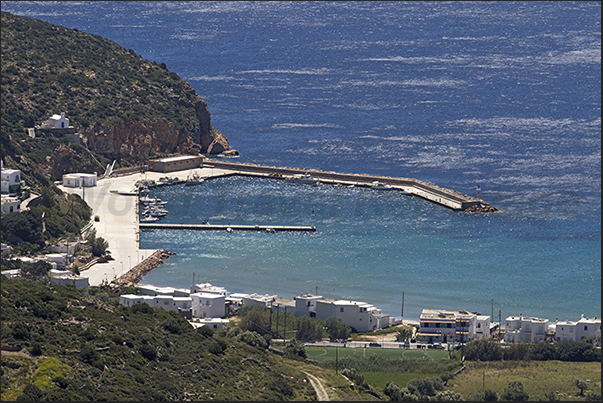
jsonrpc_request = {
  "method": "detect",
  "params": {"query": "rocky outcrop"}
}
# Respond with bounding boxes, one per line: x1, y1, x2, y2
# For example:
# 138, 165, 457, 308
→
195, 99, 230, 154
82, 119, 202, 162
80, 98, 231, 163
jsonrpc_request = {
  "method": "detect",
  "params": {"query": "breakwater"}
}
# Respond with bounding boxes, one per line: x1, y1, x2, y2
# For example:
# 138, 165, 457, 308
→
114, 249, 175, 286
204, 160, 497, 212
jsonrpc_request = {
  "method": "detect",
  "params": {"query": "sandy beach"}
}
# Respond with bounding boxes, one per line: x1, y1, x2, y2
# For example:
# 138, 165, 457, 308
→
58, 165, 233, 286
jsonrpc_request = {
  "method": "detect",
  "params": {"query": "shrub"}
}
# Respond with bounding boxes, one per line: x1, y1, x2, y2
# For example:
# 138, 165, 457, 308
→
284, 340, 306, 360
501, 381, 529, 401
238, 331, 267, 348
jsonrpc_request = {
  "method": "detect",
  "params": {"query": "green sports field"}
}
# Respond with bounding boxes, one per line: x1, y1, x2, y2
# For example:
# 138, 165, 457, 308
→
305, 346, 450, 362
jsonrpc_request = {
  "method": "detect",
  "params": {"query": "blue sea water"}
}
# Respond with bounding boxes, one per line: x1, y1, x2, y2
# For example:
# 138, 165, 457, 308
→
3, 1, 600, 322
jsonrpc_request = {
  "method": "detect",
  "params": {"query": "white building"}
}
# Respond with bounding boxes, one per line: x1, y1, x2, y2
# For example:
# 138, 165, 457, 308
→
50, 271, 89, 291
555, 315, 601, 343
44, 253, 68, 269
243, 293, 277, 308
295, 293, 323, 318
119, 294, 192, 313
190, 318, 230, 330
315, 298, 390, 333
417, 309, 479, 344
476, 315, 491, 339
45, 112, 70, 129
1, 195, 21, 214
504, 314, 549, 343
138, 284, 189, 297
191, 282, 228, 296
191, 292, 226, 318
1, 167, 21, 194
62, 173, 97, 188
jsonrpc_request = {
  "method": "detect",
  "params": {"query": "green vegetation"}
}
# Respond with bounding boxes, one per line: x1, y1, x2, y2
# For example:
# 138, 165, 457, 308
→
0, 279, 317, 401
451, 361, 601, 401
464, 339, 601, 363
1, 11, 201, 140
0, 190, 91, 255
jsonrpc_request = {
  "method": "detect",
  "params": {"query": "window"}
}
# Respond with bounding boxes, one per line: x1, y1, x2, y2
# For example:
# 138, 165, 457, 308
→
584, 325, 588, 331
436, 323, 440, 328
340, 307, 344, 313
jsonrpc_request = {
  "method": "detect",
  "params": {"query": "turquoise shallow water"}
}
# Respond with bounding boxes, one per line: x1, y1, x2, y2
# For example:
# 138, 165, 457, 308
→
3, 1, 599, 321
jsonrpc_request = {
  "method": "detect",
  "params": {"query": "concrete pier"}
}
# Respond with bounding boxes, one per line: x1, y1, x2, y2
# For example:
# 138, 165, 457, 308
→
202, 160, 497, 212
139, 223, 317, 232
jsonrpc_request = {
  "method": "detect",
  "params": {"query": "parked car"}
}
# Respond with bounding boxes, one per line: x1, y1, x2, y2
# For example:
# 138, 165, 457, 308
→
368, 342, 381, 347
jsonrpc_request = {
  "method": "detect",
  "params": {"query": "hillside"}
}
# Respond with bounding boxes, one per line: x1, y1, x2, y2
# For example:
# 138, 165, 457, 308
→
1, 11, 230, 187
0, 279, 316, 401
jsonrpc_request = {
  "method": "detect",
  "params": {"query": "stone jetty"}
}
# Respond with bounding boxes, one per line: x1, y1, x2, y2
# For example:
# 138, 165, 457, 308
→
114, 249, 175, 286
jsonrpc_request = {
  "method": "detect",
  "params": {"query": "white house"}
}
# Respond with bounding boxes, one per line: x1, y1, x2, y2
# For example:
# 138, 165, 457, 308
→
1, 195, 21, 214
191, 292, 226, 318
476, 315, 491, 339
1, 167, 21, 194
46, 112, 70, 129
295, 293, 323, 318
504, 314, 549, 343
190, 318, 230, 330
50, 271, 89, 291
119, 294, 192, 313
555, 315, 601, 343
417, 309, 479, 344
138, 284, 189, 297
191, 282, 228, 296
62, 173, 97, 188
315, 298, 390, 333
243, 293, 277, 308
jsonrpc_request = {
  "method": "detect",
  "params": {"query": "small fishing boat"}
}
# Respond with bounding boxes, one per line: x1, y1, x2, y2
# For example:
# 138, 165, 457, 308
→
185, 172, 204, 186
371, 181, 393, 190
286, 173, 319, 185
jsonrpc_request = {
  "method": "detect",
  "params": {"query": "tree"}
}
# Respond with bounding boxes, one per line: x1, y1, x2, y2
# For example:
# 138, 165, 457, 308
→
324, 317, 351, 342
395, 326, 413, 342
85, 228, 109, 257
464, 339, 503, 361
574, 379, 588, 396
440, 371, 454, 386
434, 390, 463, 401
296, 316, 323, 342
239, 306, 271, 336
501, 381, 529, 401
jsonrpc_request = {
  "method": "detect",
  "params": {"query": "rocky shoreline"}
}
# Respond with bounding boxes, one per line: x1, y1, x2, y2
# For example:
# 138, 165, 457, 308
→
114, 249, 175, 286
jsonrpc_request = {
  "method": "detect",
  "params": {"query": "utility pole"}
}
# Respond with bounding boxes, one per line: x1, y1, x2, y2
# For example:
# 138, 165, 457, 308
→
276, 305, 280, 341
401, 291, 405, 325
283, 306, 287, 342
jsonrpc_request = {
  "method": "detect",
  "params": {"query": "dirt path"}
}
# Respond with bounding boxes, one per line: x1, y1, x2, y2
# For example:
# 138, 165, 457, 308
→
303, 371, 329, 401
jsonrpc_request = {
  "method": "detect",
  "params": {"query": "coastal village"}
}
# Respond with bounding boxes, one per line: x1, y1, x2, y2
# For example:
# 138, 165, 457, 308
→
2, 121, 599, 348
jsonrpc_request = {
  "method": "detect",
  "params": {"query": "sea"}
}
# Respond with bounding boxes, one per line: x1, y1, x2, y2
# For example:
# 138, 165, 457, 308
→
3, 1, 600, 323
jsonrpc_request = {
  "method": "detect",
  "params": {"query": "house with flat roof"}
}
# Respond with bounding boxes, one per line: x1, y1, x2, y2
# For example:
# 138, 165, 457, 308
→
62, 173, 97, 188
315, 298, 390, 333
295, 293, 323, 318
417, 309, 479, 344
191, 292, 226, 318
555, 315, 601, 343
1, 164, 21, 194
191, 282, 228, 296
504, 314, 549, 343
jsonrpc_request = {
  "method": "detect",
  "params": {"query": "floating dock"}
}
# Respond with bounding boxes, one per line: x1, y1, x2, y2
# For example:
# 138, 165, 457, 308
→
139, 223, 317, 232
